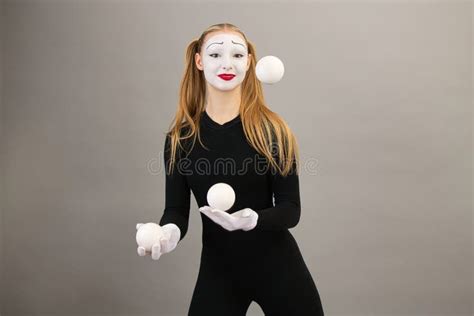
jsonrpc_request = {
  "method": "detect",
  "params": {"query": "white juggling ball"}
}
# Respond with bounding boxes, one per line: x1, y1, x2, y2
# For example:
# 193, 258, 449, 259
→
256, 55, 285, 84
136, 223, 164, 252
206, 182, 235, 212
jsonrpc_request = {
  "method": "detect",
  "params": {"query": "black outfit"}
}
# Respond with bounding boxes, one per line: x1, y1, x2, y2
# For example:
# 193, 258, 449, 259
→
159, 110, 324, 316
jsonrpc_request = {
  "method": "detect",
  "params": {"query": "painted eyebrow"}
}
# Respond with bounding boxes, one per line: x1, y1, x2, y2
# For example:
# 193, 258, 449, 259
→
206, 40, 246, 50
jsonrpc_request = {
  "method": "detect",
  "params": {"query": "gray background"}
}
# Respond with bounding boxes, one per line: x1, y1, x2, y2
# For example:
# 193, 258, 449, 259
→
0, 1, 472, 315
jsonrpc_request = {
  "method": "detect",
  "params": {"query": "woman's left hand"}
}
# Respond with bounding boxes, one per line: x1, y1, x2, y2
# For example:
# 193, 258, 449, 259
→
199, 206, 258, 231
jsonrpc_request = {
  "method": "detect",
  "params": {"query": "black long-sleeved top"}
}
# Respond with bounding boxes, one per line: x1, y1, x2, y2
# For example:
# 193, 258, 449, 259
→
159, 110, 301, 255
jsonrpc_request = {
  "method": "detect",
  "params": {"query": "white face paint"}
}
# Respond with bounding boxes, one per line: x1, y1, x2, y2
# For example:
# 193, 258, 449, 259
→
199, 33, 249, 91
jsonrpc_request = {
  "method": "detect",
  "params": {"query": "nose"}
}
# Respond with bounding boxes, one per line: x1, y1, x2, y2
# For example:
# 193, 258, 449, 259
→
222, 56, 232, 71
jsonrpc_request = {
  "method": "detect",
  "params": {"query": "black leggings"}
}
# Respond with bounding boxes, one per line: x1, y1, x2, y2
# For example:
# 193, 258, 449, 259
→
188, 232, 324, 315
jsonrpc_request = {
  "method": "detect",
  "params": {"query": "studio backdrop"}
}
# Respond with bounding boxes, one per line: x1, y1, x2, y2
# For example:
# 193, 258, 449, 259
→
0, 1, 472, 316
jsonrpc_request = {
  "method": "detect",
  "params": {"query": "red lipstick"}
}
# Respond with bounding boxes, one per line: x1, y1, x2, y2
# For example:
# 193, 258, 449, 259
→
218, 73, 235, 81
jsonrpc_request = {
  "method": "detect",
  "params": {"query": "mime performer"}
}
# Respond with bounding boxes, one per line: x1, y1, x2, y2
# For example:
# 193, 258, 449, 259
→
136, 22, 325, 316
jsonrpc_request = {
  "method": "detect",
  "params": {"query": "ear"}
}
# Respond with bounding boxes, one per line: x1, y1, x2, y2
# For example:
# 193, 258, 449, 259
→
195, 52, 203, 71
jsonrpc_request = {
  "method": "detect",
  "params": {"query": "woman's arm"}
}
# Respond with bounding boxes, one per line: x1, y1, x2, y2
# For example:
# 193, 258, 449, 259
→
158, 134, 191, 242
255, 157, 301, 230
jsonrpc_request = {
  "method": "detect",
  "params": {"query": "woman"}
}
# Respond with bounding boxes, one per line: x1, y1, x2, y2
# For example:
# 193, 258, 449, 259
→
138, 23, 325, 316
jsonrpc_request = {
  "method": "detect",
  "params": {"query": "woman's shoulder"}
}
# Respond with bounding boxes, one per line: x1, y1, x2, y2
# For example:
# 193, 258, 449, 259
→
165, 124, 192, 140
165, 124, 194, 155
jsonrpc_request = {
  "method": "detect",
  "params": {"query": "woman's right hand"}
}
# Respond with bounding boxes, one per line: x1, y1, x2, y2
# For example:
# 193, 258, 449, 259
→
136, 223, 181, 260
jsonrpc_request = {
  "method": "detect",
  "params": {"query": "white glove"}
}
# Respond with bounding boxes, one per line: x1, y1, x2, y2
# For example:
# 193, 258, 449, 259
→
199, 206, 259, 232
136, 223, 181, 260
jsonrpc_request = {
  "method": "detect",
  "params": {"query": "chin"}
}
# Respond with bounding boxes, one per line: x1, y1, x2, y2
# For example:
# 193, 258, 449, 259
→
212, 82, 241, 92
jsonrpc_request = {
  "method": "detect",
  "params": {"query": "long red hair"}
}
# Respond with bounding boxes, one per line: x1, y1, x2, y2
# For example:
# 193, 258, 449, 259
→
166, 22, 299, 177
